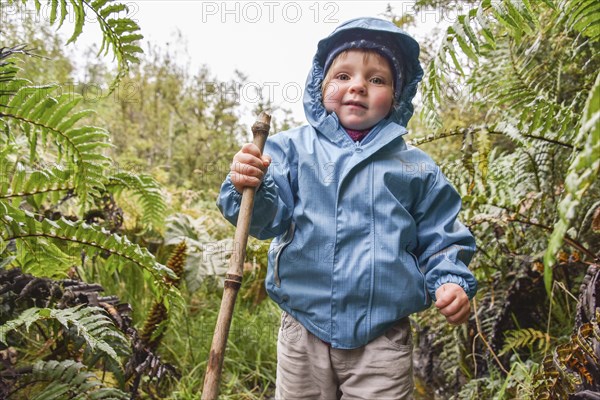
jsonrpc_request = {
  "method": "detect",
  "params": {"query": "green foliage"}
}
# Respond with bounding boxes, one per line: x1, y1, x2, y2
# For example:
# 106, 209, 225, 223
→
18, 360, 128, 400
5, 0, 143, 91
0, 202, 175, 282
1, 305, 129, 364
95, 45, 244, 192
533, 265, 600, 398
1, 83, 111, 206
564, 0, 600, 40
0, 268, 180, 398
3, 0, 595, 397
0, 4, 182, 398
500, 328, 551, 356
161, 282, 279, 399
409, 0, 599, 396
545, 72, 600, 291
107, 172, 168, 230
0, 46, 23, 90
0, 42, 170, 281
454, 360, 539, 400
418, 0, 599, 289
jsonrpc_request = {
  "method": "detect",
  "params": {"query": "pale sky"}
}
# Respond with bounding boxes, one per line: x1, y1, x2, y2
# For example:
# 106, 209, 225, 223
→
60, 1, 455, 126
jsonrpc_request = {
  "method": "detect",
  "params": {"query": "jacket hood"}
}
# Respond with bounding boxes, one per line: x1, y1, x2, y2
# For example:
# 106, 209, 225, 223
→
303, 17, 424, 130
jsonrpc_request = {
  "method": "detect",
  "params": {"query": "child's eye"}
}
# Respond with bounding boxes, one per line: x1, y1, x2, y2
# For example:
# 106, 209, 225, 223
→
335, 73, 350, 81
370, 77, 386, 85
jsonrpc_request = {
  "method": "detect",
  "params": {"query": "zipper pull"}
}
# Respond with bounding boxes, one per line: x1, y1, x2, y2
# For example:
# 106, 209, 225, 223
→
354, 140, 363, 153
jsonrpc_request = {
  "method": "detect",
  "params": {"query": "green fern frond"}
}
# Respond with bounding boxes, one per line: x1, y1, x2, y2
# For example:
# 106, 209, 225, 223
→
0, 161, 73, 205
563, 0, 600, 41
0, 49, 29, 101
107, 172, 167, 229
0, 203, 177, 283
13, 235, 74, 278
0, 305, 128, 363
421, 0, 595, 141
6, 0, 144, 92
545, 71, 600, 293
0, 162, 165, 228
437, 326, 469, 385
0, 83, 111, 205
22, 360, 128, 400
473, 38, 585, 144
500, 328, 552, 355
419, 2, 598, 302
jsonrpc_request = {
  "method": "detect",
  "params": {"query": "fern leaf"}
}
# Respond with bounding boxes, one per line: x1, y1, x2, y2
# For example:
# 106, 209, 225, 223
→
119, 33, 144, 44
54, 109, 93, 132
1, 83, 111, 205
565, 0, 600, 41
476, 4, 496, 48
0, 204, 177, 283
98, 3, 128, 18
461, 11, 481, 51
24, 360, 128, 400
5, 0, 143, 93
49, 0, 58, 24
545, 71, 600, 293
9, 85, 55, 118
58, 0, 68, 29
107, 172, 167, 229
500, 328, 551, 355
422, 0, 571, 127
91, 0, 111, 9
452, 19, 479, 62
66, 0, 85, 45
491, 1, 521, 42
0, 306, 128, 363
47, 94, 82, 127
14, 236, 74, 278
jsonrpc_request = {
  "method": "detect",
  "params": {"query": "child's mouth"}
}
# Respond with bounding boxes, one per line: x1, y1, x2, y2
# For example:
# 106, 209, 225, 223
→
343, 100, 367, 109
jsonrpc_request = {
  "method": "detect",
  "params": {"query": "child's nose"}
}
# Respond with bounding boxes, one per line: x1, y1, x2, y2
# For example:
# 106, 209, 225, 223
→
348, 78, 367, 94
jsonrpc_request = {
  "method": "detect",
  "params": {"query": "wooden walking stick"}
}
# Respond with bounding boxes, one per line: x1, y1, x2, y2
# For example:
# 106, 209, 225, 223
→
201, 111, 271, 399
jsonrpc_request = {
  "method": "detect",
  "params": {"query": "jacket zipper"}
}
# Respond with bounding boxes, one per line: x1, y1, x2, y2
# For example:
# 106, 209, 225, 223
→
274, 222, 295, 287
406, 246, 429, 305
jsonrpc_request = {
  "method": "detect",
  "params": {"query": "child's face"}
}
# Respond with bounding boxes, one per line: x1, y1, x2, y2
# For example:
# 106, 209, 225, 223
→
322, 50, 394, 131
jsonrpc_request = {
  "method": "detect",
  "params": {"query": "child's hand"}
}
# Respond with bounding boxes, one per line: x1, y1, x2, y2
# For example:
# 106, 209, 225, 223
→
230, 143, 271, 193
434, 283, 471, 325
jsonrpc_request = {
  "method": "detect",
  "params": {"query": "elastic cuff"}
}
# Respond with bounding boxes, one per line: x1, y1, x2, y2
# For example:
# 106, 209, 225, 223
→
432, 275, 470, 301
224, 174, 243, 202
227, 171, 274, 195
258, 171, 275, 193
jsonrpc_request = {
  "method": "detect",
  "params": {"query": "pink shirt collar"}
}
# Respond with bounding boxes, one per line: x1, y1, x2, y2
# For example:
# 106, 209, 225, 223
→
344, 128, 371, 142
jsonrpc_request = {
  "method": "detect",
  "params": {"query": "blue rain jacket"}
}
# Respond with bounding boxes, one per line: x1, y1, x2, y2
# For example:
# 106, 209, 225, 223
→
218, 17, 477, 349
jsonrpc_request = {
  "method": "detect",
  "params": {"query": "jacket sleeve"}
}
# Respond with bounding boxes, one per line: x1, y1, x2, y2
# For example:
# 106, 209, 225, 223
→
413, 167, 478, 301
216, 137, 295, 240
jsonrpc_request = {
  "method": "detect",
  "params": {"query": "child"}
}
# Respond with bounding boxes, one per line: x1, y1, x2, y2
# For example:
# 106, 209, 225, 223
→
217, 17, 477, 399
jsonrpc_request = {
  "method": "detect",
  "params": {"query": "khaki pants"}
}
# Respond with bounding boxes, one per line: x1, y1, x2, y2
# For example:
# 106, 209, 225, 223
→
275, 312, 414, 400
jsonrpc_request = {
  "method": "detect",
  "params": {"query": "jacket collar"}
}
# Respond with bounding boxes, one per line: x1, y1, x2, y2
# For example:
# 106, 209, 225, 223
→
314, 111, 408, 152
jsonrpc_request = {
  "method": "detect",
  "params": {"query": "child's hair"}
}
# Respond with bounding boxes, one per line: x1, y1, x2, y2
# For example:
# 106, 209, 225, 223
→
321, 48, 397, 108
